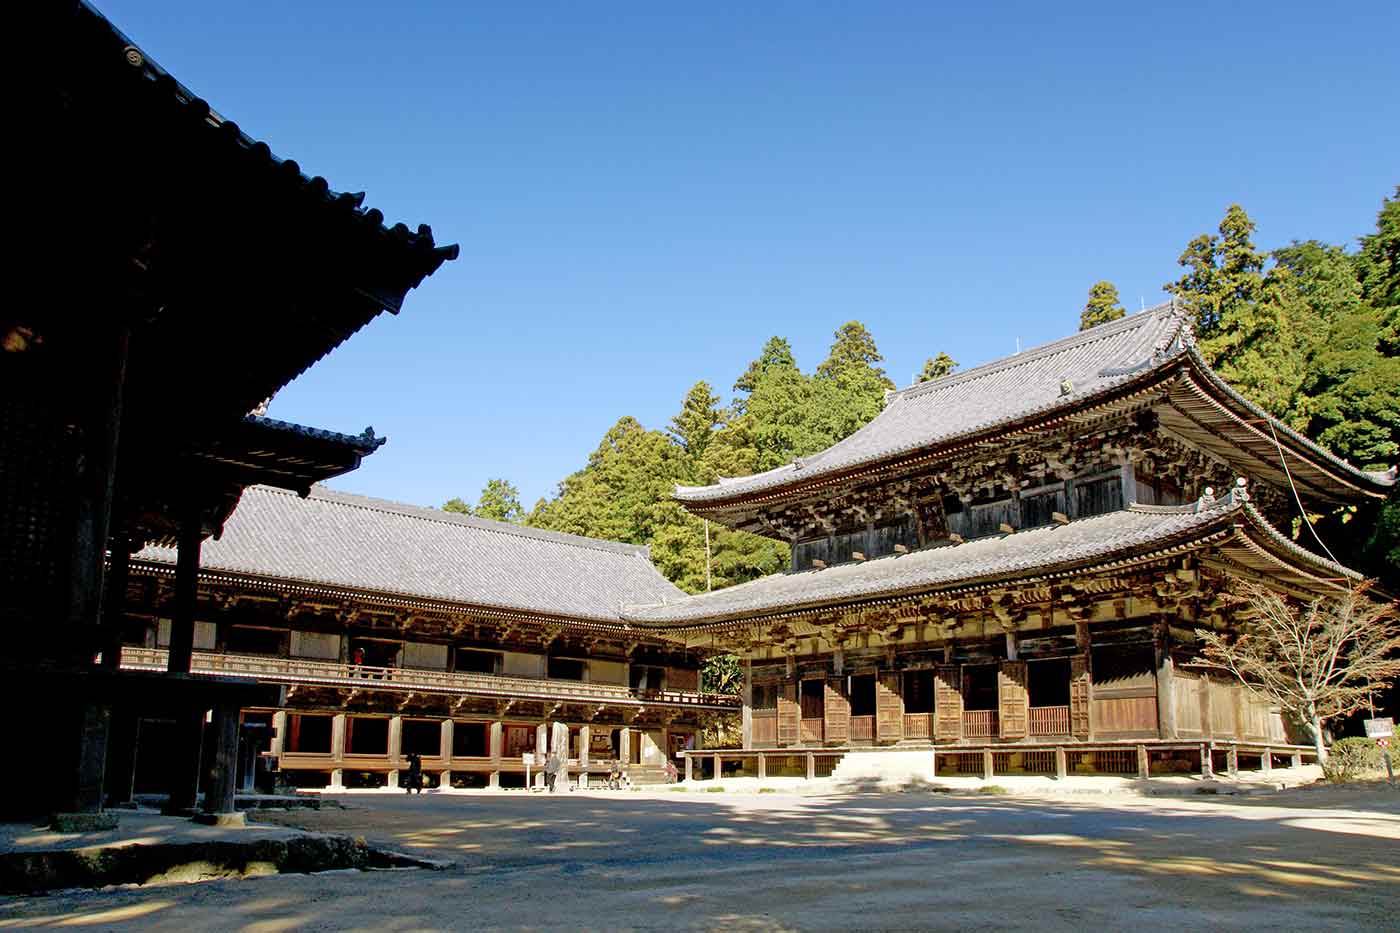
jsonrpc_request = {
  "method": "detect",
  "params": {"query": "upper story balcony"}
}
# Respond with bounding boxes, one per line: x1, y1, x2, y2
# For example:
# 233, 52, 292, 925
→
118, 647, 740, 711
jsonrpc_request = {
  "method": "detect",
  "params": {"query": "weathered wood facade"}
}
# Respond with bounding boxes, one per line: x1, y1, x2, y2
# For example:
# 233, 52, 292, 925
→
632, 307, 1394, 774
108, 485, 730, 793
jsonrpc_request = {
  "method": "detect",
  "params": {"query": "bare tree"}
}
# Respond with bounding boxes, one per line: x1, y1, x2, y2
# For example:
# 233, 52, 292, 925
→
1196, 582, 1400, 761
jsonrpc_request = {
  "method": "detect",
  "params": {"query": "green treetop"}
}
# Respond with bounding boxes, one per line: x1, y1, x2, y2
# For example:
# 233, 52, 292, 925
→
668, 381, 723, 463
474, 478, 525, 523
816, 321, 894, 389
917, 352, 958, 382
441, 497, 471, 515
1079, 281, 1126, 330
1166, 203, 1267, 344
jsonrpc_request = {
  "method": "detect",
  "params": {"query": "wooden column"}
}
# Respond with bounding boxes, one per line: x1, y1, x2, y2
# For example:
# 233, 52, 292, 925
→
578, 725, 590, 788
806, 751, 816, 781
1054, 746, 1067, 780
330, 714, 347, 788
440, 719, 454, 789
713, 753, 722, 781
71, 702, 112, 814
982, 748, 994, 781
387, 716, 403, 788
1199, 742, 1214, 779
203, 704, 241, 817
1227, 746, 1238, 777
1155, 617, 1177, 739
1136, 744, 1149, 781
757, 754, 766, 779
1261, 748, 1273, 774
167, 499, 202, 674
741, 659, 754, 750
685, 754, 693, 782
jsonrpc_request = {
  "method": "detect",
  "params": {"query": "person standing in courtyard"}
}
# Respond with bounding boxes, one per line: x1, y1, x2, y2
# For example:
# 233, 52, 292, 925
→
405, 751, 423, 794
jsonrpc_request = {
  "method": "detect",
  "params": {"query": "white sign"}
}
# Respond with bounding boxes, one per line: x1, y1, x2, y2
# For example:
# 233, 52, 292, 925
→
1364, 718, 1394, 738
522, 753, 535, 767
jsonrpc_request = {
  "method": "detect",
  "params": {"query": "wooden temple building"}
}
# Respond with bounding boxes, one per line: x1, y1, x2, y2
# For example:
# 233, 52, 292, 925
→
113, 485, 728, 792
630, 306, 1396, 781
4, 2, 456, 821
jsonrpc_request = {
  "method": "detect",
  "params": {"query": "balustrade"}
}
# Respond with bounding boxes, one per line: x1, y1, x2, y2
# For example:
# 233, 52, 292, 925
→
1028, 706, 1071, 736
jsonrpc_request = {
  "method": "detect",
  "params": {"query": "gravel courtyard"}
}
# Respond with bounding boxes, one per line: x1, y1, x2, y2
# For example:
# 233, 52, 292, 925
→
3, 785, 1397, 930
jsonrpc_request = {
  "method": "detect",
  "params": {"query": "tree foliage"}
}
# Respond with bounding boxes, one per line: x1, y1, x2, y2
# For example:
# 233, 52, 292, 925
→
1079, 281, 1126, 330
1195, 582, 1400, 760
917, 352, 958, 382
443, 480, 524, 523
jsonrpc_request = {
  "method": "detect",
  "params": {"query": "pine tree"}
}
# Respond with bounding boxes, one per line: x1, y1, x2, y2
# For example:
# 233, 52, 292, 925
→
917, 352, 958, 382
1079, 281, 1126, 330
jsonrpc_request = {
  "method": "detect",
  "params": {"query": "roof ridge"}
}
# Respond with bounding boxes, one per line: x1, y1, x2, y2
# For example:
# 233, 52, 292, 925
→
890, 301, 1180, 402
262, 485, 654, 558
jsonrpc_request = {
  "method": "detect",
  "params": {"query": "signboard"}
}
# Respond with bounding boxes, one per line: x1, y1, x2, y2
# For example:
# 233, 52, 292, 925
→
1364, 718, 1394, 738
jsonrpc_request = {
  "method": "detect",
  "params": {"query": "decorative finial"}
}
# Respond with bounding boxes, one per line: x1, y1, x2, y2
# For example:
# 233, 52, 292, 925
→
1059, 378, 1074, 397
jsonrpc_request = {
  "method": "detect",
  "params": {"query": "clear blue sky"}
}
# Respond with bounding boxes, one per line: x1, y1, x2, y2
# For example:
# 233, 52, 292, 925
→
103, 1, 1399, 510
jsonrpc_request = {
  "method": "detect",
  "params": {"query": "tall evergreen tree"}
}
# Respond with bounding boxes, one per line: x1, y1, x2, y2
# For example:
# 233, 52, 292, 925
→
1356, 187, 1399, 353
1079, 281, 1126, 330
734, 337, 797, 396
817, 321, 894, 389
668, 381, 723, 462
1167, 204, 1267, 345
917, 352, 958, 382
474, 478, 525, 523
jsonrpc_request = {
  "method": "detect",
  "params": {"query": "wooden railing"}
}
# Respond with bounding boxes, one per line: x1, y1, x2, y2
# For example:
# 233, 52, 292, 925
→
962, 710, 998, 738
850, 716, 874, 743
1029, 706, 1071, 736
119, 647, 739, 709
800, 718, 824, 743
903, 713, 933, 739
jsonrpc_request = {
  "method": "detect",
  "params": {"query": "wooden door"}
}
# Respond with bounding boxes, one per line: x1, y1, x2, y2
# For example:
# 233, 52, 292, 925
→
777, 683, 799, 746
1070, 653, 1092, 740
824, 679, 851, 744
998, 660, 1029, 739
934, 665, 962, 741
876, 673, 904, 742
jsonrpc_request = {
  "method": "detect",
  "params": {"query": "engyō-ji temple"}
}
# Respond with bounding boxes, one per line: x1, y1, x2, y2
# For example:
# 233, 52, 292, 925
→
4, 4, 1394, 822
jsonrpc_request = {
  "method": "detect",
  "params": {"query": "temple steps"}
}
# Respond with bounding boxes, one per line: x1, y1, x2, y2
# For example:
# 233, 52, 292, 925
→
829, 750, 937, 790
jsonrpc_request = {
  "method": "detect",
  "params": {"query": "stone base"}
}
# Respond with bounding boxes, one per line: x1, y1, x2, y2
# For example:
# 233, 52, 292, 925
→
50, 811, 120, 832
192, 811, 247, 827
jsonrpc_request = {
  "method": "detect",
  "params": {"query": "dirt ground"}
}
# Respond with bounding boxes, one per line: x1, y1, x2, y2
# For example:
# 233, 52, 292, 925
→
2, 783, 1397, 931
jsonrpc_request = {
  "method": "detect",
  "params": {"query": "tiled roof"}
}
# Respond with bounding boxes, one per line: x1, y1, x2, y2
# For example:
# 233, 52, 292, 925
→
623, 495, 1355, 626
75, 1, 459, 295
243, 416, 387, 453
133, 486, 685, 623
676, 304, 1191, 503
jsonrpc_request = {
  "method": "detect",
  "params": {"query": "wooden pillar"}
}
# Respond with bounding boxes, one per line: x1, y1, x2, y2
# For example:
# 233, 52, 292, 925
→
1291, 752, 1303, 769
982, 748, 994, 781
741, 659, 754, 750
1004, 630, 1018, 661
1055, 746, 1067, 780
440, 719, 454, 763
1199, 742, 1214, 779
1261, 748, 1273, 774
203, 703, 240, 817
685, 754, 694, 782
489, 721, 503, 759
167, 498, 203, 674
1154, 616, 1176, 739
757, 754, 766, 780
387, 716, 403, 788
578, 725, 590, 788
806, 751, 816, 781
712, 752, 721, 781
271, 711, 287, 757
619, 727, 631, 767
71, 702, 112, 814
330, 714, 347, 789
1136, 744, 1149, 781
